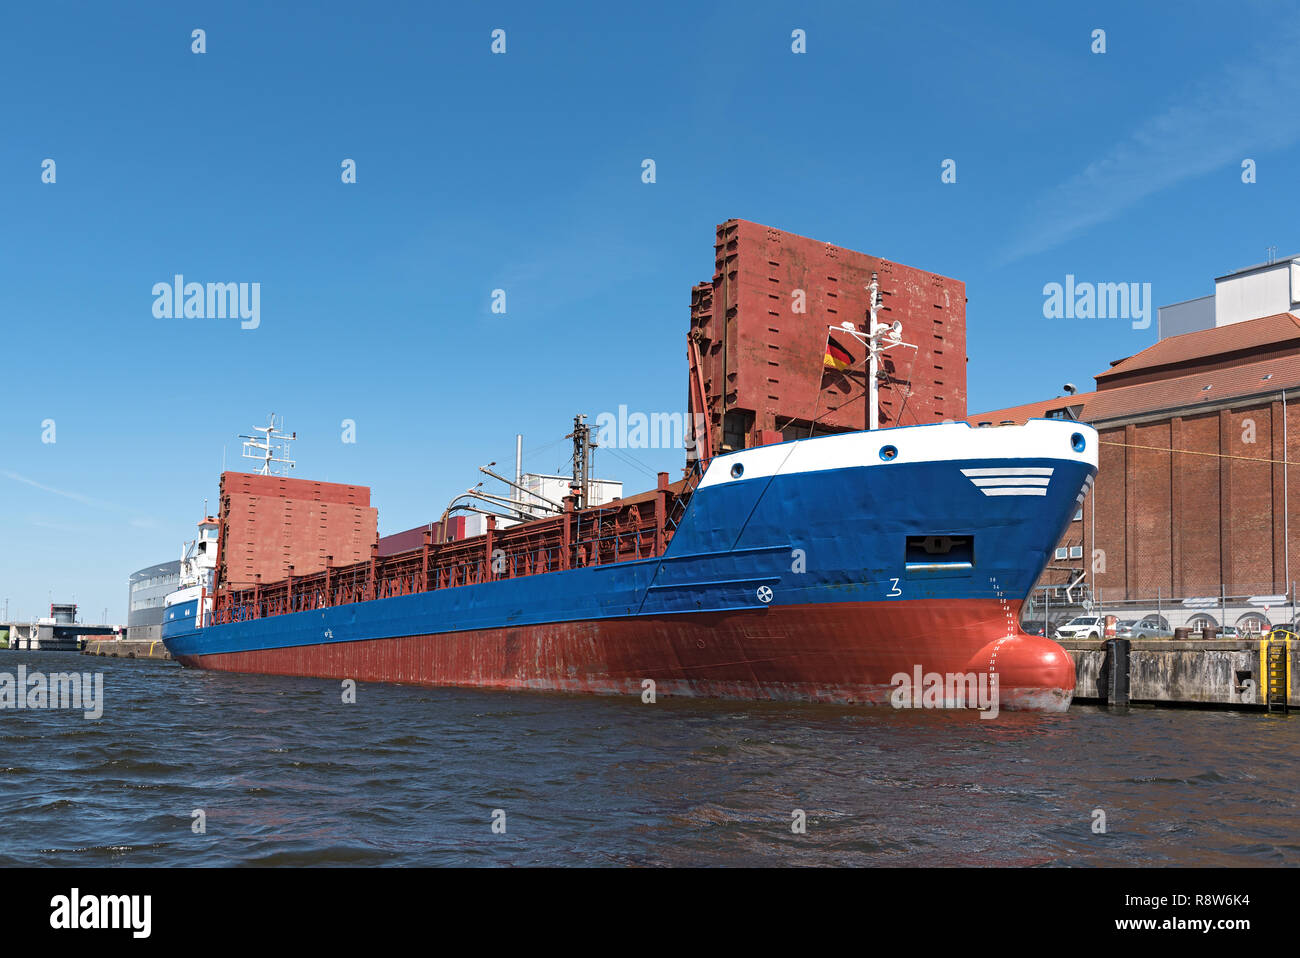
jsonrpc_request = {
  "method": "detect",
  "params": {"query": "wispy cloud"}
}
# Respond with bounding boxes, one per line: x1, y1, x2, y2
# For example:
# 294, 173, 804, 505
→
1001, 21, 1300, 264
3, 470, 160, 531
27, 516, 94, 534
2, 469, 120, 510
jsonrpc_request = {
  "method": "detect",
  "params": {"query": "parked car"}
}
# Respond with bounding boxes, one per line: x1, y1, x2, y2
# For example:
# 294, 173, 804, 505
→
1118, 614, 1173, 639
1055, 615, 1103, 639
1022, 619, 1058, 638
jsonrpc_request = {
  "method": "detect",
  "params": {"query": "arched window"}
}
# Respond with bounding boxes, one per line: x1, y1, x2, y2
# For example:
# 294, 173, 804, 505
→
1186, 613, 1218, 631
1235, 612, 1270, 636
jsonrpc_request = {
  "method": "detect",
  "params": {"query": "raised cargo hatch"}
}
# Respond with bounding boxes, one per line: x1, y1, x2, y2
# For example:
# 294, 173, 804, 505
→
216, 471, 379, 590
688, 219, 967, 460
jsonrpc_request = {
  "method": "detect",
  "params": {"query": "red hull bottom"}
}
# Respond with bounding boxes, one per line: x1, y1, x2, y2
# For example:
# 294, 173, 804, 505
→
176, 600, 1076, 712
175, 600, 1076, 707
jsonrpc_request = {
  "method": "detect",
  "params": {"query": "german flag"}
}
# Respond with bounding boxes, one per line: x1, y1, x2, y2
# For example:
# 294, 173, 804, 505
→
823, 335, 854, 371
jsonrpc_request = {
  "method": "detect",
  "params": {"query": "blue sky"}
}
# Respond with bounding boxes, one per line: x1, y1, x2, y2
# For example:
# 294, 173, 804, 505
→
2, 0, 1298, 622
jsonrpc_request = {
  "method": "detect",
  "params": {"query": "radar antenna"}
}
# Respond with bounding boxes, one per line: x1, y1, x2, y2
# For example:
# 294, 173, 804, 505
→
239, 414, 297, 475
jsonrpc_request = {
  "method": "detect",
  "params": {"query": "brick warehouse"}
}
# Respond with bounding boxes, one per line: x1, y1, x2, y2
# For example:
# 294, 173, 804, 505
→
973, 263, 1300, 632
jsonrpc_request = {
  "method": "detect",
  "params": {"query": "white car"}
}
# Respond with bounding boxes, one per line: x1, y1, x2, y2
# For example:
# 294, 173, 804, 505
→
1055, 615, 1103, 639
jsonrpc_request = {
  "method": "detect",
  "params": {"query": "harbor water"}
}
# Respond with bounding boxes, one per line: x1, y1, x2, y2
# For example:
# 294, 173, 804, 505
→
1, 650, 1296, 866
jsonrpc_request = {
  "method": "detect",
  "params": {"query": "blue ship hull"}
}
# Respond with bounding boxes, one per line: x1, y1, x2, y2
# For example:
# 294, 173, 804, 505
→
164, 420, 1097, 710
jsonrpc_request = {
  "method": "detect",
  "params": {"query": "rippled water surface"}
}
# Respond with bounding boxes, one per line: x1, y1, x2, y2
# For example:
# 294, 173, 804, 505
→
1, 650, 1296, 866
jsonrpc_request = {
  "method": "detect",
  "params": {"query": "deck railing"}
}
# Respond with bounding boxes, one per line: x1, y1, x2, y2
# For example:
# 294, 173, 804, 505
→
210, 474, 687, 626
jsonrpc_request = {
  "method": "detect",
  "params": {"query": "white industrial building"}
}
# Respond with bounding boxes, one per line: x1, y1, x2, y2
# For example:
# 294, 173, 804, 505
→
1159, 255, 1300, 338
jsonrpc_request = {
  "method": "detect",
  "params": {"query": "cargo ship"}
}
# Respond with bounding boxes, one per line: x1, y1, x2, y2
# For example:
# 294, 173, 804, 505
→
161, 221, 1096, 711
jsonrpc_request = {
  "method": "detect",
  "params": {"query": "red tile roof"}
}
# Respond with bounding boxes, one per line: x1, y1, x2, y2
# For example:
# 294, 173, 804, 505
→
966, 394, 1096, 424
973, 354, 1300, 426
1086, 354, 1300, 422
1096, 312, 1300, 384
971, 311, 1300, 426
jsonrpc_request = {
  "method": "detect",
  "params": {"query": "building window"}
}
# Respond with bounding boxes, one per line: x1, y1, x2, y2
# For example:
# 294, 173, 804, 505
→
1045, 405, 1082, 421
1236, 613, 1271, 635
1069, 546, 1083, 559
1073, 508, 1083, 521
1055, 547, 1068, 560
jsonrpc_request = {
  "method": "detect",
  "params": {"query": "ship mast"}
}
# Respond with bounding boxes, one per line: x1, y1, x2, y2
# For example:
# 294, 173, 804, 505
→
239, 414, 296, 475
830, 272, 918, 431
566, 414, 598, 509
